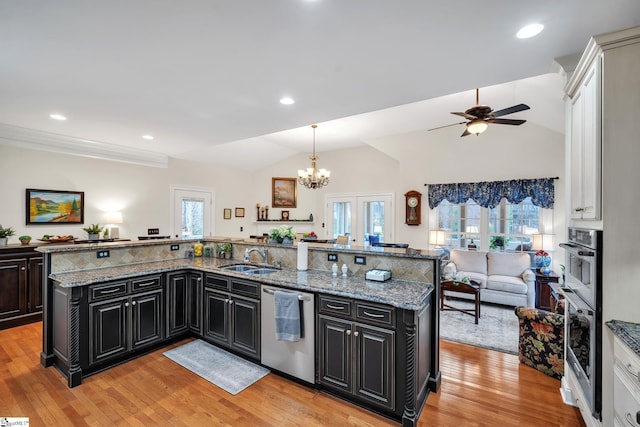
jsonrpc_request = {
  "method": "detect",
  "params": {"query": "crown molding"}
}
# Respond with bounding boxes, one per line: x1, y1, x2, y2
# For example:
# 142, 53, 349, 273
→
0, 122, 168, 168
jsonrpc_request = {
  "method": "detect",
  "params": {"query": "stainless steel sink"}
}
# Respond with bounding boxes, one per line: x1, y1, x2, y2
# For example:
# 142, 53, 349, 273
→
221, 264, 278, 274
221, 264, 255, 272
244, 268, 278, 275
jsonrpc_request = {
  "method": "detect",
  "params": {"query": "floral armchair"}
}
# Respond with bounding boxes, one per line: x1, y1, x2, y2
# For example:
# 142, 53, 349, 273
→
514, 306, 564, 379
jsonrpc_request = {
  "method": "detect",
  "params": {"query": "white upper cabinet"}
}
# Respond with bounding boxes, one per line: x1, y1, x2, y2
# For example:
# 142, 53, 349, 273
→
567, 54, 602, 221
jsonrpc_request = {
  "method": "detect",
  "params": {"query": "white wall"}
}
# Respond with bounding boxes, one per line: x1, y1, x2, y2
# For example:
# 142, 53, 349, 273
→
1, 121, 564, 253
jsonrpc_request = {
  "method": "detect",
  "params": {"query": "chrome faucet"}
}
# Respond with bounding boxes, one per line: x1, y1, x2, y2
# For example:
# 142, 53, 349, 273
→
247, 247, 269, 265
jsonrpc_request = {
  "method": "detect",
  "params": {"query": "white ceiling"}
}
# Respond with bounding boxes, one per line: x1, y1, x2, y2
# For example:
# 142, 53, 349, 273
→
1, 1, 639, 169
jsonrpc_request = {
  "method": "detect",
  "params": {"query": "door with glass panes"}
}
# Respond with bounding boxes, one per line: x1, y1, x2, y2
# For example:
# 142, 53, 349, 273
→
326, 194, 394, 246
171, 186, 214, 239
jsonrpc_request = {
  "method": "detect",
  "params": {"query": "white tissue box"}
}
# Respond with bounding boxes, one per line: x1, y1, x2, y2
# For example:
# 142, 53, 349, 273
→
365, 269, 391, 282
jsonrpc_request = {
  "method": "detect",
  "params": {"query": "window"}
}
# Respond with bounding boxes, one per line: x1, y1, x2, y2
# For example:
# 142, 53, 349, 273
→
435, 197, 550, 253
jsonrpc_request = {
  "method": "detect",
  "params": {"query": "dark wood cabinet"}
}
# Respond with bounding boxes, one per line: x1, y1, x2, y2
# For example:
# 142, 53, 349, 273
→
0, 246, 43, 329
534, 271, 560, 311
188, 272, 203, 334
203, 273, 260, 360
318, 296, 396, 411
166, 272, 188, 337
89, 276, 163, 366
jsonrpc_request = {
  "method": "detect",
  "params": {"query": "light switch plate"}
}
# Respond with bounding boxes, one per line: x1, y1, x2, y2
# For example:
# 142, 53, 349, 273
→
354, 255, 366, 265
148, 228, 160, 235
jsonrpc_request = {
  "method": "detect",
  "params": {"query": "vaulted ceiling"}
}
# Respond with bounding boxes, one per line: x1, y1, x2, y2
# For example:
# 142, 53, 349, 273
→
1, 1, 639, 169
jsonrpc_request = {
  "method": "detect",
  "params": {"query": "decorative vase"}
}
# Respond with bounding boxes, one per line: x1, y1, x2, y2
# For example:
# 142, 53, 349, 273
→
0, 237, 7, 247
88, 233, 99, 240
282, 237, 293, 245
535, 251, 552, 274
20, 240, 31, 246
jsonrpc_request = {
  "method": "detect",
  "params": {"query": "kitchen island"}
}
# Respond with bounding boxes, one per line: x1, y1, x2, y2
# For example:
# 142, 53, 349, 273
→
37, 239, 442, 426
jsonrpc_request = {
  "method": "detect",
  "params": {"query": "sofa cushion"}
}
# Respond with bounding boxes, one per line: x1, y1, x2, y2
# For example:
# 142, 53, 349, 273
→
487, 275, 528, 294
450, 250, 488, 275
487, 252, 530, 277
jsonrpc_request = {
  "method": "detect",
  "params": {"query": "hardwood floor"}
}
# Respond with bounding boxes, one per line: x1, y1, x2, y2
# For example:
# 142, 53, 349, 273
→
0, 322, 585, 426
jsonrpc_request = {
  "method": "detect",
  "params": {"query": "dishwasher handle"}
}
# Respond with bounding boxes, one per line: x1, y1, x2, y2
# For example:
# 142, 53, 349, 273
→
262, 287, 312, 301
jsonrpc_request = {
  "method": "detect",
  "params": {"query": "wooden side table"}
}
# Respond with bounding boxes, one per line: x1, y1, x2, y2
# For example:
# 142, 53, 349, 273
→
440, 280, 481, 324
534, 270, 560, 311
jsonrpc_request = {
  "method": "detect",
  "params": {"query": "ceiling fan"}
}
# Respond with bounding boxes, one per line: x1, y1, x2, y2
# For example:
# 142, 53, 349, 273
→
429, 88, 530, 137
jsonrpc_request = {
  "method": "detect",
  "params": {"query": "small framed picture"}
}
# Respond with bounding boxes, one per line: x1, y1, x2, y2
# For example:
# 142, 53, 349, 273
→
235, 207, 245, 218
223, 208, 232, 220
281, 210, 290, 221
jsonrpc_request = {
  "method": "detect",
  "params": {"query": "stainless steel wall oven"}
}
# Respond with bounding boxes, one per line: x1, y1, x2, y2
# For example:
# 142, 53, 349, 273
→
560, 227, 602, 420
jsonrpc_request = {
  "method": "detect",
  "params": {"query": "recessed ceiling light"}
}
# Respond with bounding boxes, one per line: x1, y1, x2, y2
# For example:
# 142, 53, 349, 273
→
49, 113, 67, 121
142, 135, 154, 140
280, 97, 295, 105
517, 23, 544, 39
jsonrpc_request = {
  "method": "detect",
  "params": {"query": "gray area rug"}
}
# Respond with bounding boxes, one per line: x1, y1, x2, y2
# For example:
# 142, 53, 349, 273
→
439, 299, 519, 354
163, 339, 270, 395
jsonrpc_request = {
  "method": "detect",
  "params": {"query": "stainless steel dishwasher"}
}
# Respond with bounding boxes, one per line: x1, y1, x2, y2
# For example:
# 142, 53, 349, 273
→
261, 285, 315, 384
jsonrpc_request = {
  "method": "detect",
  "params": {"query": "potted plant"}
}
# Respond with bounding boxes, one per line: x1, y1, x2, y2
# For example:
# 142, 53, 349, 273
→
215, 242, 232, 258
0, 225, 16, 246
82, 224, 103, 240
19, 235, 32, 245
269, 225, 296, 244
489, 236, 509, 251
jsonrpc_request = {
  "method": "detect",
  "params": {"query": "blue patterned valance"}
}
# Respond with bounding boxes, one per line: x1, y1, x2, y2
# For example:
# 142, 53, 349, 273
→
427, 177, 555, 209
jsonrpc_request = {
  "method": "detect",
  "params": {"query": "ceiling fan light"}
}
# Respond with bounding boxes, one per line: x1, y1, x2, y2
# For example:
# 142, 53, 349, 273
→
467, 120, 488, 135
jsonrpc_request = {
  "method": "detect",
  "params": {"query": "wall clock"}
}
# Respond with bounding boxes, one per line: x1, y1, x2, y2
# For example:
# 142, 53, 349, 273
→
404, 190, 422, 226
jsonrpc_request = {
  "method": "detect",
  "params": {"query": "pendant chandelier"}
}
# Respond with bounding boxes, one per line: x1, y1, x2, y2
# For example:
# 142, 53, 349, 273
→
297, 124, 331, 189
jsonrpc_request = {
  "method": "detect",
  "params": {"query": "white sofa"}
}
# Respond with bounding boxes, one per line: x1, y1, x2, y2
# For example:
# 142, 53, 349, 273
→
443, 249, 536, 307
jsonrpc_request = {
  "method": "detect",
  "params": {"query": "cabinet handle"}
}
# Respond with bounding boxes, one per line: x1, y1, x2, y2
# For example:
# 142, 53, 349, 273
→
21, 267, 26, 271
125, 302, 129, 307
362, 310, 385, 318
136, 281, 156, 287
99, 288, 122, 294
224, 299, 230, 304
197, 277, 202, 282
132, 301, 136, 306
574, 207, 585, 212
327, 304, 345, 310
346, 330, 351, 335
624, 363, 640, 381
625, 412, 635, 426
353, 331, 359, 337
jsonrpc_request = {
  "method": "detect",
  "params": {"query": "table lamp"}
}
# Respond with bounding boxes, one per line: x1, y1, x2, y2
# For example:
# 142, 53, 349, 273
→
532, 233, 553, 274
104, 211, 123, 239
466, 226, 479, 250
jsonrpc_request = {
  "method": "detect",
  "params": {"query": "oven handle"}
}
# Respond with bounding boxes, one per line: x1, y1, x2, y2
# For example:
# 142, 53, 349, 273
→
559, 243, 595, 257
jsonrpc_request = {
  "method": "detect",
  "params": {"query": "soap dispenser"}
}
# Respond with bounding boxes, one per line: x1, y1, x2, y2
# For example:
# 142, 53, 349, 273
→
244, 249, 250, 262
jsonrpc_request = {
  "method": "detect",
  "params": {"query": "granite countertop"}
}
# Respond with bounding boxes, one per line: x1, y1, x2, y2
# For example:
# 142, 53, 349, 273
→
607, 320, 640, 356
49, 258, 433, 310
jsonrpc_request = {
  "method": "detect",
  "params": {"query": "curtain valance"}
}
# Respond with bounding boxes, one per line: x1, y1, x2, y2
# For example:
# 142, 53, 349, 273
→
427, 177, 555, 209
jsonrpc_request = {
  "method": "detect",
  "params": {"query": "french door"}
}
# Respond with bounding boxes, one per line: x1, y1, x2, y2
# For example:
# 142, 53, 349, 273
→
171, 186, 214, 238
326, 193, 394, 245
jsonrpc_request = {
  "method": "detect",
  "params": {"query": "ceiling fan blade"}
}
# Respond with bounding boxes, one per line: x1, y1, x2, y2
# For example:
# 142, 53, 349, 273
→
428, 121, 466, 131
491, 104, 530, 117
461, 129, 471, 137
451, 111, 478, 120
488, 118, 527, 126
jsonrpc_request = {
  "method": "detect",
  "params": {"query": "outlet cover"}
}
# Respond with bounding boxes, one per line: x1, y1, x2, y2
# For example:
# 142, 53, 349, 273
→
354, 255, 366, 265
170, 244, 180, 251
148, 228, 160, 235
97, 250, 110, 259
328, 253, 338, 262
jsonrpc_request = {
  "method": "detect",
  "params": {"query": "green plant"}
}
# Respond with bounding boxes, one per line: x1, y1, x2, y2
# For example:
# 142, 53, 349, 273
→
19, 235, 32, 241
82, 224, 103, 234
489, 236, 509, 250
269, 225, 296, 242
0, 225, 16, 238
215, 242, 232, 254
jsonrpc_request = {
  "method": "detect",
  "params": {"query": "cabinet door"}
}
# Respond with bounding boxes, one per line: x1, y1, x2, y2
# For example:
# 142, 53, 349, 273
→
28, 257, 43, 312
0, 258, 27, 321
204, 288, 230, 345
131, 291, 163, 350
230, 295, 260, 359
580, 59, 601, 220
570, 88, 584, 219
166, 273, 188, 337
90, 298, 128, 364
354, 324, 395, 410
188, 272, 203, 334
318, 315, 352, 393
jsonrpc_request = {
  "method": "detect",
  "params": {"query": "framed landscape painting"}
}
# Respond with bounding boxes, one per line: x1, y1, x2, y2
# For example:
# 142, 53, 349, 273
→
26, 189, 84, 225
272, 177, 297, 208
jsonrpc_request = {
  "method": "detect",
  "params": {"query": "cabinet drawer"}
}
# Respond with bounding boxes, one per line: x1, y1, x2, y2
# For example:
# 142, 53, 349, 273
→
205, 273, 229, 290
131, 275, 162, 292
355, 302, 395, 328
230, 279, 260, 298
615, 337, 640, 389
614, 371, 640, 426
319, 295, 352, 318
90, 281, 128, 301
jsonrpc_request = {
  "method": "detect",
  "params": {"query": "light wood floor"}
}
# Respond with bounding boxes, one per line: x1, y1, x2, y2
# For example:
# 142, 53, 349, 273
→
0, 322, 585, 426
